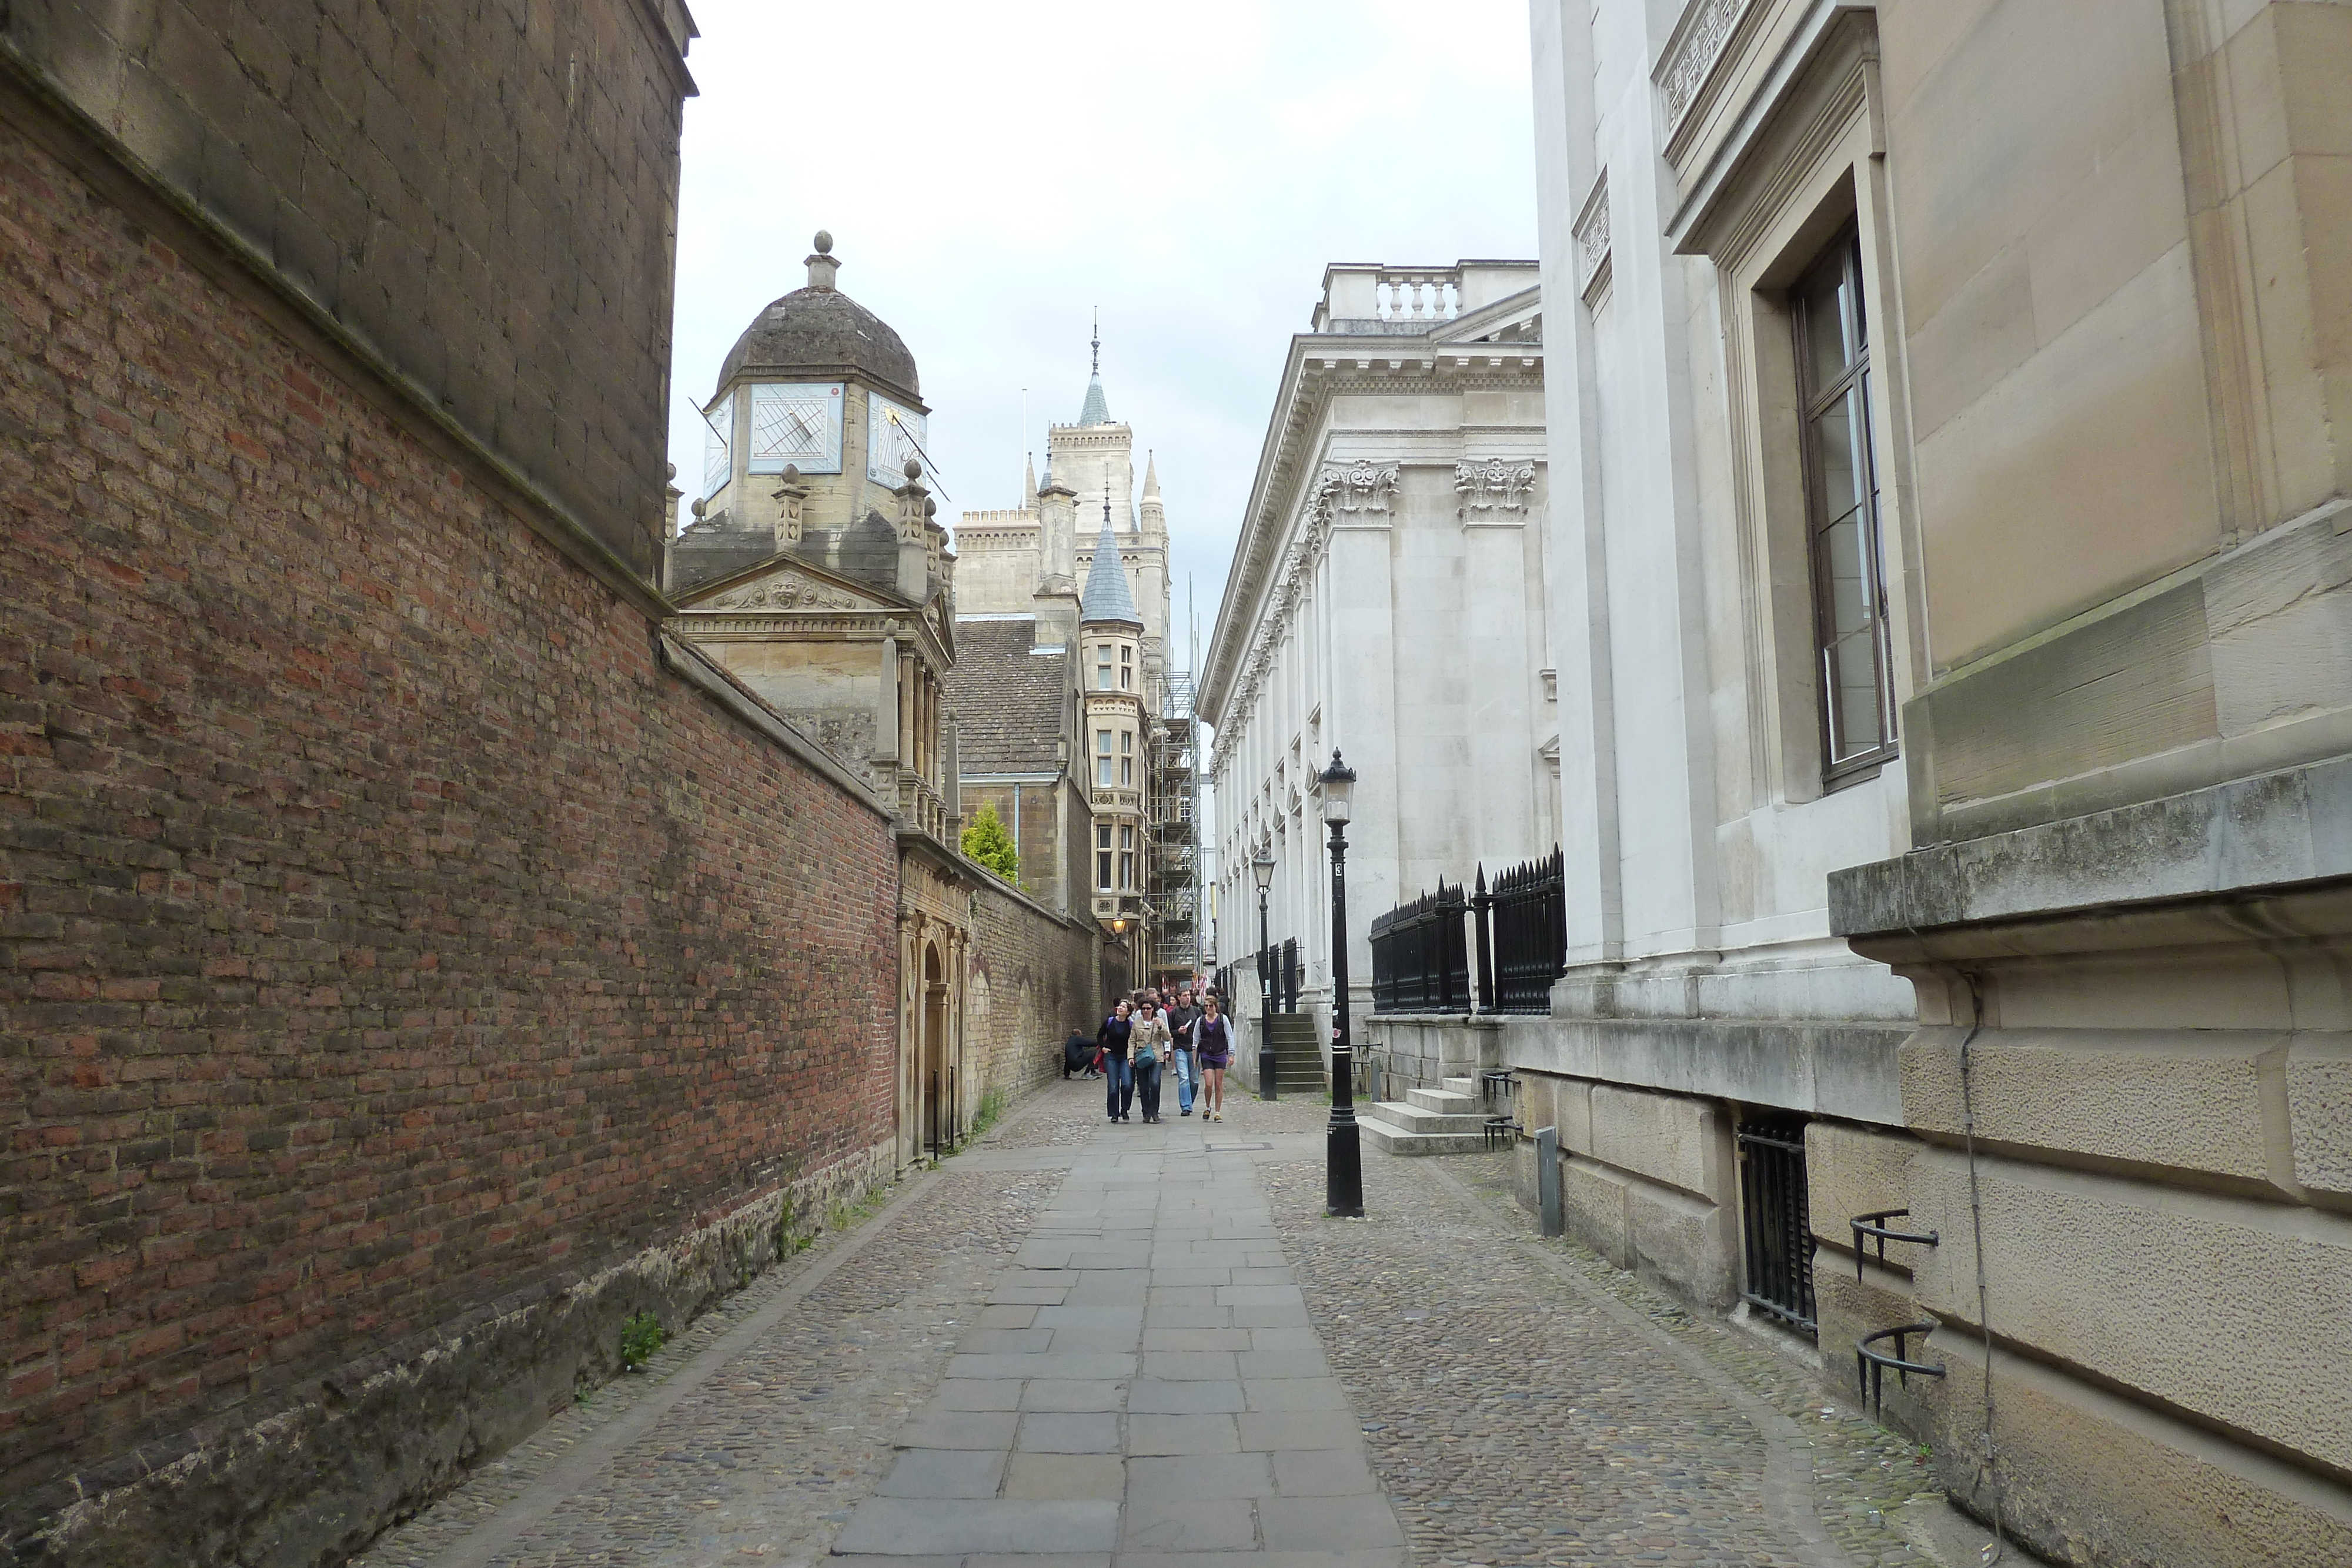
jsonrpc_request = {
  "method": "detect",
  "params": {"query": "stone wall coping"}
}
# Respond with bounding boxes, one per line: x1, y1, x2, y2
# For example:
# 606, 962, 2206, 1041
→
1364, 1012, 1509, 1029
1830, 754, 2352, 938
658, 634, 891, 819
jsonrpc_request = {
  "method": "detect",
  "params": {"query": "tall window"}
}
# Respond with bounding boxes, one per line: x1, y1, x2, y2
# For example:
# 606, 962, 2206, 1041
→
1096, 645, 1112, 691
1119, 644, 1133, 691
1118, 824, 1135, 889
1120, 729, 1134, 787
1794, 228, 1895, 779
1097, 728, 1113, 787
1096, 823, 1113, 890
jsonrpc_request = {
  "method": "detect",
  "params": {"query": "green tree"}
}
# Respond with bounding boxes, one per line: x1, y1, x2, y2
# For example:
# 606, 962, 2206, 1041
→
961, 803, 1021, 885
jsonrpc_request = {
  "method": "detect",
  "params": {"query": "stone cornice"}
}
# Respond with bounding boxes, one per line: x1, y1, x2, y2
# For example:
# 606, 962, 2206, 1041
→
1200, 333, 1544, 734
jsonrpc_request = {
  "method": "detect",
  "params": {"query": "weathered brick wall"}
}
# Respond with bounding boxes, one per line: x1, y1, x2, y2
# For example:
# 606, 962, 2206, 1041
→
0, 110, 898, 1567
0, 0, 693, 578
967, 880, 1106, 1099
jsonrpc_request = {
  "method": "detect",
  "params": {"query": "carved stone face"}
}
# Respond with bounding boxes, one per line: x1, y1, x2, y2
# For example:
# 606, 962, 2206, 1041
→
704, 569, 860, 611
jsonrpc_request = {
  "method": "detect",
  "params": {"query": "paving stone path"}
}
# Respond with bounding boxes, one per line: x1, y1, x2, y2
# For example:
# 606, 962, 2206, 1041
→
355, 1081, 1941, 1568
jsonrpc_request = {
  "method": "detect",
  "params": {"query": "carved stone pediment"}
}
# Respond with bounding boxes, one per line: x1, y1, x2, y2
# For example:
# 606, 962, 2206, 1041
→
694, 564, 869, 613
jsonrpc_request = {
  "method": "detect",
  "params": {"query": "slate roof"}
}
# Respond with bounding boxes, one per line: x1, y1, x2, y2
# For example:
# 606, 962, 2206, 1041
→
720, 286, 919, 400
947, 618, 1070, 774
1078, 371, 1110, 425
1081, 521, 1141, 626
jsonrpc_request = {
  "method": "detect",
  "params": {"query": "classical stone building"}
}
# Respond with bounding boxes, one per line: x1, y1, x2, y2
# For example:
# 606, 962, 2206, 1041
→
1199, 260, 1551, 1063
1495, 1, 2352, 1563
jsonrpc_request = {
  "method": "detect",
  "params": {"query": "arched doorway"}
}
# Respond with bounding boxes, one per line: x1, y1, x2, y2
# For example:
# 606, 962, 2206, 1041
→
921, 942, 948, 1158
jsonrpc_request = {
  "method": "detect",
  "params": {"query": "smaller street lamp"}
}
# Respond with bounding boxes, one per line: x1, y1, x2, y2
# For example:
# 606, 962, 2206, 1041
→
1319, 751, 1362, 1218
1252, 846, 1277, 1099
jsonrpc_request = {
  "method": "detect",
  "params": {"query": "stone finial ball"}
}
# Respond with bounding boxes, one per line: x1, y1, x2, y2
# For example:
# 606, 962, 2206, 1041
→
781, 463, 800, 480
904, 457, 923, 480
813, 229, 834, 254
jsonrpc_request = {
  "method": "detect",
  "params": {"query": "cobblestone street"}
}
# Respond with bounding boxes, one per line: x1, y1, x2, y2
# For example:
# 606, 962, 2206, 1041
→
356, 1082, 1950, 1568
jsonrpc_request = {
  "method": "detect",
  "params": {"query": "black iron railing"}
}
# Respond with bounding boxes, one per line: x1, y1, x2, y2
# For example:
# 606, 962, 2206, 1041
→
1736, 1118, 1817, 1337
1369, 881, 1472, 1013
1484, 848, 1566, 1013
1363, 849, 1566, 1015
1247, 941, 1301, 1014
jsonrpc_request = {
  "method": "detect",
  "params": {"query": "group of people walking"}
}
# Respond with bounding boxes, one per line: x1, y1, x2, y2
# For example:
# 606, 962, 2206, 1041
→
1063, 983, 1235, 1124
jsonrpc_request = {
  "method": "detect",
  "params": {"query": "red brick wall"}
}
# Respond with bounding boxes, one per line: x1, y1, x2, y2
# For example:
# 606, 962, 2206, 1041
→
966, 880, 1108, 1101
1, 0, 695, 576
0, 114, 898, 1563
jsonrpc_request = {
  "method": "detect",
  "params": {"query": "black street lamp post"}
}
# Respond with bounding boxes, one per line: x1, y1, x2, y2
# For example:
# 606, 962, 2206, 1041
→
1252, 847, 1277, 1100
1321, 751, 1362, 1218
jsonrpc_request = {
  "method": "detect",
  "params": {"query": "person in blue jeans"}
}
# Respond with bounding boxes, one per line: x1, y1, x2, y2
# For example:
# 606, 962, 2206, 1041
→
1130, 1000, 1173, 1123
1098, 998, 1135, 1122
1164, 986, 1202, 1114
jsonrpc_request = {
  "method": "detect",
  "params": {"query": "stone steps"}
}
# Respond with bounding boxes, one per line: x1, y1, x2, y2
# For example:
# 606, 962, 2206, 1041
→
1357, 1074, 1509, 1155
1256, 1012, 1326, 1099
1369, 1099, 1485, 1135
1359, 1107, 1492, 1156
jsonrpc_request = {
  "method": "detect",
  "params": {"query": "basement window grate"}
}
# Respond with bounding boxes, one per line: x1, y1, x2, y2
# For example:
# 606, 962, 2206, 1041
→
1736, 1118, 1817, 1338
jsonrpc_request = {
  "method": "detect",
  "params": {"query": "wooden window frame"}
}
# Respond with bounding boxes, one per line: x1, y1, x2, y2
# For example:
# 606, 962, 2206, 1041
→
1792, 224, 1897, 785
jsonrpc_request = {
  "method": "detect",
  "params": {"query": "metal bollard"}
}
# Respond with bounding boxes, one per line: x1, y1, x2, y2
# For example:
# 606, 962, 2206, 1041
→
1535, 1125, 1563, 1237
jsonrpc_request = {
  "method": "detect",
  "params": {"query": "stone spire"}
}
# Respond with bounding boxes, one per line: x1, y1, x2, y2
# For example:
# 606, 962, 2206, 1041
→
1139, 449, 1165, 539
1024, 451, 1037, 505
1081, 499, 1141, 626
1078, 310, 1111, 425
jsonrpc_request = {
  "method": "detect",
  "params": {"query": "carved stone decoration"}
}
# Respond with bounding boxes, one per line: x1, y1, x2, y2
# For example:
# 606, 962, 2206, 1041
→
1573, 172, 1611, 303
1454, 459, 1538, 520
1659, 0, 1754, 130
1318, 459, 1399, 517
704, 569, 862, 611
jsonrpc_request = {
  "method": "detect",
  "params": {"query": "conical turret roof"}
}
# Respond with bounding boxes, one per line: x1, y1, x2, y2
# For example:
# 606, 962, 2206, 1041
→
1077, 311, 1112, 425
1081, 515, 1141, 626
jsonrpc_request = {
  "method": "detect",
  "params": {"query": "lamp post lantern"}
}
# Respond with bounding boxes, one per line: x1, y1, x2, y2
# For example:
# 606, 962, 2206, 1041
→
1252, 847, 1277, 1099
1319, 751, 1362, 1217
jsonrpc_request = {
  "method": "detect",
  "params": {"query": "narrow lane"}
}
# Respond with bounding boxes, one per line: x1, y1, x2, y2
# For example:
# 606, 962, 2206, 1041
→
358, 1081, 1934, 1567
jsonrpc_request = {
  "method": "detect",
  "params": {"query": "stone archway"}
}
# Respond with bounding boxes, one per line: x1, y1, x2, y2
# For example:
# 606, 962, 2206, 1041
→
921, 941, 953, 1158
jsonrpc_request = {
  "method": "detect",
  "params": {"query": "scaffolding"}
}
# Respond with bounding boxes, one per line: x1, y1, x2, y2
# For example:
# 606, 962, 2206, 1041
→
1149, 668, 1200, 982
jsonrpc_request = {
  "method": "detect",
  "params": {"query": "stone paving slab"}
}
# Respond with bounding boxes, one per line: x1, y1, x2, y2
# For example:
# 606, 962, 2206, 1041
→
349, 1080, 1949, 1568
832, 1499, 1120, 1555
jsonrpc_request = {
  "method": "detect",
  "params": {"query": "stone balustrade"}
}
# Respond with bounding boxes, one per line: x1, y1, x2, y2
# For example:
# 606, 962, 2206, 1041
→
1312, 261, 1542, 333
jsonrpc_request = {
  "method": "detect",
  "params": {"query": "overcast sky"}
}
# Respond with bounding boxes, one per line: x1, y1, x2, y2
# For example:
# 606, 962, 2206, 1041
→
666, 0, 1539, 681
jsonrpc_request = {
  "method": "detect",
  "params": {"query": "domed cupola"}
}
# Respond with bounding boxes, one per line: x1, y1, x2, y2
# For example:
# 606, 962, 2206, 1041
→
717, 232, 920, 402
676, 233, 941, 598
